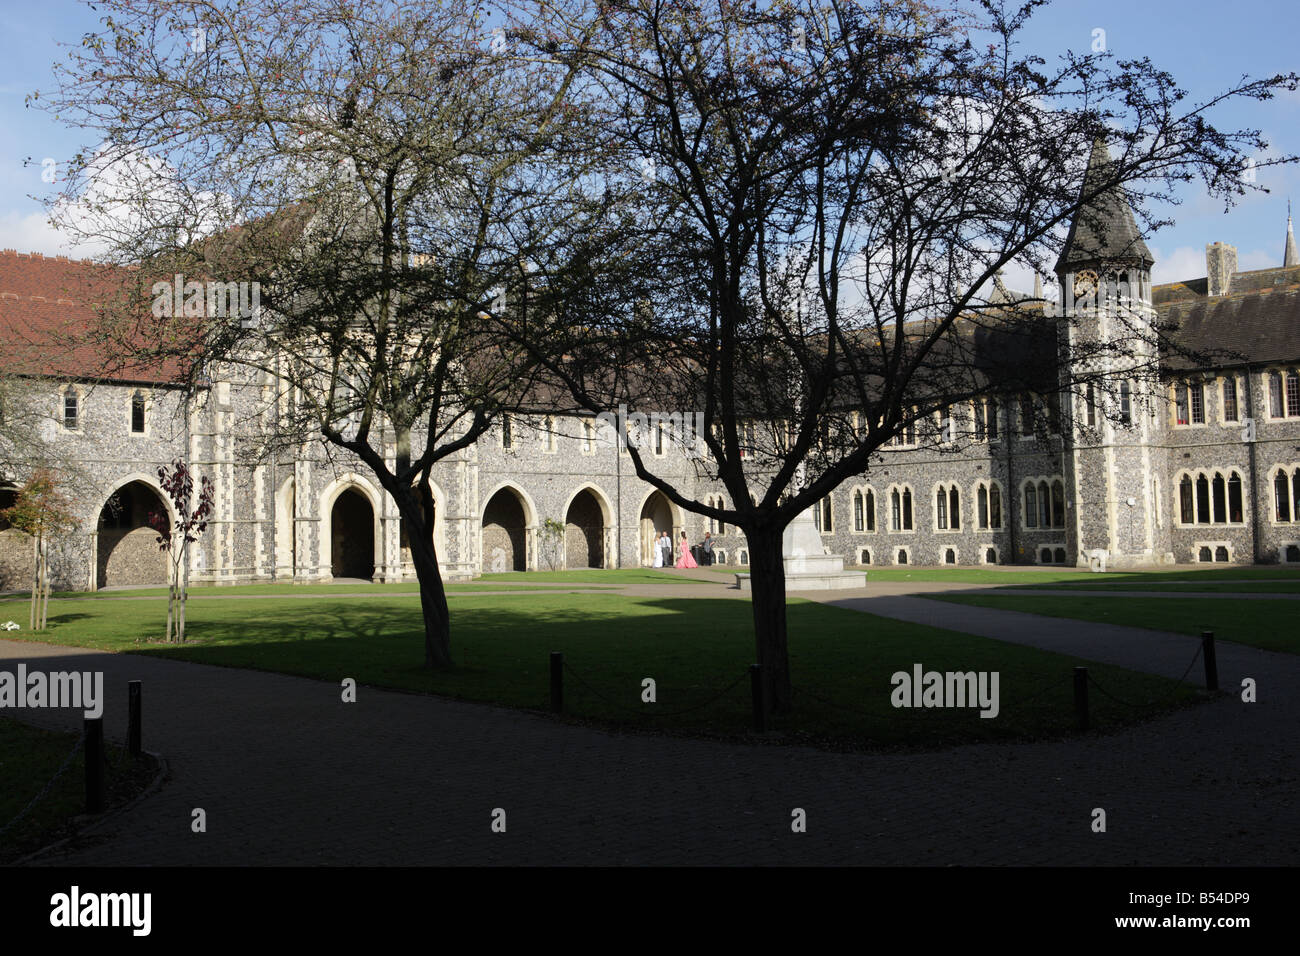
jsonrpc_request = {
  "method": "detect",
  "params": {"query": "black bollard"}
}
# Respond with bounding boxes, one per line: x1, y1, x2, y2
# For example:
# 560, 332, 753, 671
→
1202, 631, 1219, 691
1073, 667, 1089, 732
750, 664, 767, 733
85, 716, 105, 814
128, 680, 142, 757
550, 651, 563, 713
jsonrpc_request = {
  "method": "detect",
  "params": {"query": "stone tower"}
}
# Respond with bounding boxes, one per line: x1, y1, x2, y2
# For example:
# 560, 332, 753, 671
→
1055, 139, 1171, 567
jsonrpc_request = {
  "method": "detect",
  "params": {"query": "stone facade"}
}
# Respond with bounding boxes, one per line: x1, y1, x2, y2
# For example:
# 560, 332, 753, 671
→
5, 204, 1300, 588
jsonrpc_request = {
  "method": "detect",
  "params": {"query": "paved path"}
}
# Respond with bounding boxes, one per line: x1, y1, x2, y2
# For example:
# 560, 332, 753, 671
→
1, 575, 1296, 866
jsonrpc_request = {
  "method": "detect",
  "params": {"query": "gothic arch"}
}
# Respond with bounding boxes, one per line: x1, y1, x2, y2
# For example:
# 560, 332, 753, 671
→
319, 473, 383, 582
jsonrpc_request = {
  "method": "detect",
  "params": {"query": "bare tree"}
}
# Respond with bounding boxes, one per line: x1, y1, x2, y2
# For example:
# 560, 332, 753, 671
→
33, 0, 611, 667
503, 0, 1297, 712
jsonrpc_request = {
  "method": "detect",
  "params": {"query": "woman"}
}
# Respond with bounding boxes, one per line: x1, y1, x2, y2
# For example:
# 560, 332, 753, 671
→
675, 531, 699, 569
652, 530, 664, 568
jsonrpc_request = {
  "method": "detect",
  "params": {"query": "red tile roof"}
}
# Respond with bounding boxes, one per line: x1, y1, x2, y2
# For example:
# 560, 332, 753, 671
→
0, 250, 187, 385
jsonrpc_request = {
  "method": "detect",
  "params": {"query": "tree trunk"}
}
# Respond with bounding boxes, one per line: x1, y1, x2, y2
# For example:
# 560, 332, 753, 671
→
39, 537, 49, 630
404, 505, 452, 668
29, 535, 38, 630
165, 555, 176, 643
179, 539, 190, 642
745, 525, 793, 715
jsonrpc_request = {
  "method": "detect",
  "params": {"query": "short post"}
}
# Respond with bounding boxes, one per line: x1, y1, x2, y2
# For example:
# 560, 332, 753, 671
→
1073, 667, 1089, 732
127, 680, 142, 757
750, 664, 767, 733
1202, 631, 1219, 691
84, 716, 105, 814
550, 651, 563, 714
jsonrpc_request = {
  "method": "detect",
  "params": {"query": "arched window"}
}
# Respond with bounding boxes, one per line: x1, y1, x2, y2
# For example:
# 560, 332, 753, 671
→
1196, 475, 1211, 524
936, 488, 948, 529
1228, 473, 1243, 524
949, 487, 960, 529
864, 489, 875, 532
1024, 483, 1038, 528
1037, 480, 1050, 528
1212, 473, 1226, 524
902, 488, 912, 530
1277, 470, 1293, 523
944, 548, 956, 564
1179, 475, 1194, 524
1119, 380, 1132, 424
130, 390, 146, 434
989, 484, 1002, 529
62, 387, 79, 430
1050, 480, 1065, 528
1269, 371, 1285, 418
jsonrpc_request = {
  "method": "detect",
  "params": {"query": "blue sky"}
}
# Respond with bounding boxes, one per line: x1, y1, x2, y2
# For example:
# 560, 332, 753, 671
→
2, 0, 1298, 285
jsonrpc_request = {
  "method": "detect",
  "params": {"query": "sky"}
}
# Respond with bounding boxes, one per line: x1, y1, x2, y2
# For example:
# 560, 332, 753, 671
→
2, 0, 1299, 287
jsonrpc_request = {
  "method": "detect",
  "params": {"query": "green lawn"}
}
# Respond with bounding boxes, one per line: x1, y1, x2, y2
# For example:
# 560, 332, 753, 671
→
0, 717, 157, 863
855, 566, 1300, 585
2, 591, 1199, 749
926, 594, 1299, 654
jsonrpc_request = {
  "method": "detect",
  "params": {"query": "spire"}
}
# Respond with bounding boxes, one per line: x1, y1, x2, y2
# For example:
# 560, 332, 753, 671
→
1285, 201, 1298, 267
1055, 138, 1154, 274
1033, 272, 1043, 300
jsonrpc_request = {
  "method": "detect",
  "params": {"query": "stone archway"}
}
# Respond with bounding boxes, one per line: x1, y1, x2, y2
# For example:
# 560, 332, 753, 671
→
482, 487, 527, 572
96, 481, 170, 588
565, 488, 606, 569
330, 488, 375, 580
0, 486, 33, 591
639, 491, 674, 566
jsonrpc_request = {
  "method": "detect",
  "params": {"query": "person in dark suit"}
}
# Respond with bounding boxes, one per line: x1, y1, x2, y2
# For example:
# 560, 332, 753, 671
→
700, 532, 714, 566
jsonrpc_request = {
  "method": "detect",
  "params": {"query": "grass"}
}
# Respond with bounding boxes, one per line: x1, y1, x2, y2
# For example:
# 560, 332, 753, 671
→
0, 716, 157, 863
925, 594, 1299, 654
3, 591, 1200, 750
854, 566, 1300, 585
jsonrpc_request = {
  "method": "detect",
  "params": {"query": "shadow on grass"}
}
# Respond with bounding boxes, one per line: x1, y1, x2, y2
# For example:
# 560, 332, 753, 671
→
98, 594, 1204, 751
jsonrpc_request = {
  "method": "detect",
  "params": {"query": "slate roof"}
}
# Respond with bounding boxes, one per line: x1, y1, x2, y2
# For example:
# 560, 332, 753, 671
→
1055, 139, 1154, 272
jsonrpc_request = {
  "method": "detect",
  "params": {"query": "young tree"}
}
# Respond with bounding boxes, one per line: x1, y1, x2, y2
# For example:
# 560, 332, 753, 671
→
504, 0, 1297, 713
0, 470, 80, 631
35, 0, 612, 667
148, 459, 215, 643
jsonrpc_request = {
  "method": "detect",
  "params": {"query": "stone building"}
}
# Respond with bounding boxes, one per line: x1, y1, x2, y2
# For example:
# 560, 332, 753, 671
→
2, 144, 1300, 588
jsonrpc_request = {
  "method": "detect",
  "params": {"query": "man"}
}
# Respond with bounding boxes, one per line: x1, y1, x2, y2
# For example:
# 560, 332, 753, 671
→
700, 532, 714, 566
659, 530, 672, 568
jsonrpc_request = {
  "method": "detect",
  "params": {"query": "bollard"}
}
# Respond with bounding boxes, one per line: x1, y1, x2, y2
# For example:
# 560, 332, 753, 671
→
128, 680, 142, 757
1073, 667, 1089, 732
750, 664, 767, 733
550, 651, 563, 714
85, 716, 105, 814
1202, 631, 1219, 691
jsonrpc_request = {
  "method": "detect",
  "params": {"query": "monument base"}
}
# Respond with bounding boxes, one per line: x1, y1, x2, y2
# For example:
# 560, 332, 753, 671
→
734, 508, 867, 591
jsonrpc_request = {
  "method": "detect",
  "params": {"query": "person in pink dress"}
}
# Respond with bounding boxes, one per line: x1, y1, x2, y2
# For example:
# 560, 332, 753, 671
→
675, 531, 699, 568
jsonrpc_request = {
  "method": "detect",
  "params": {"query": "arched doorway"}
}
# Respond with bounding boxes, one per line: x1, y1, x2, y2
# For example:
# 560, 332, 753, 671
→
640, 491, 674, 566
97, 481, 170, 588
330, 488, 375, 580
0, 486, 33, 591
565, 489, 605, 569
482, 488, 527, 572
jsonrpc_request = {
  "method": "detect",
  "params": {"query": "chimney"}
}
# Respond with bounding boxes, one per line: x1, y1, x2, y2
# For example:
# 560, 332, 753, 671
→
1206, 241, 1237, 296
